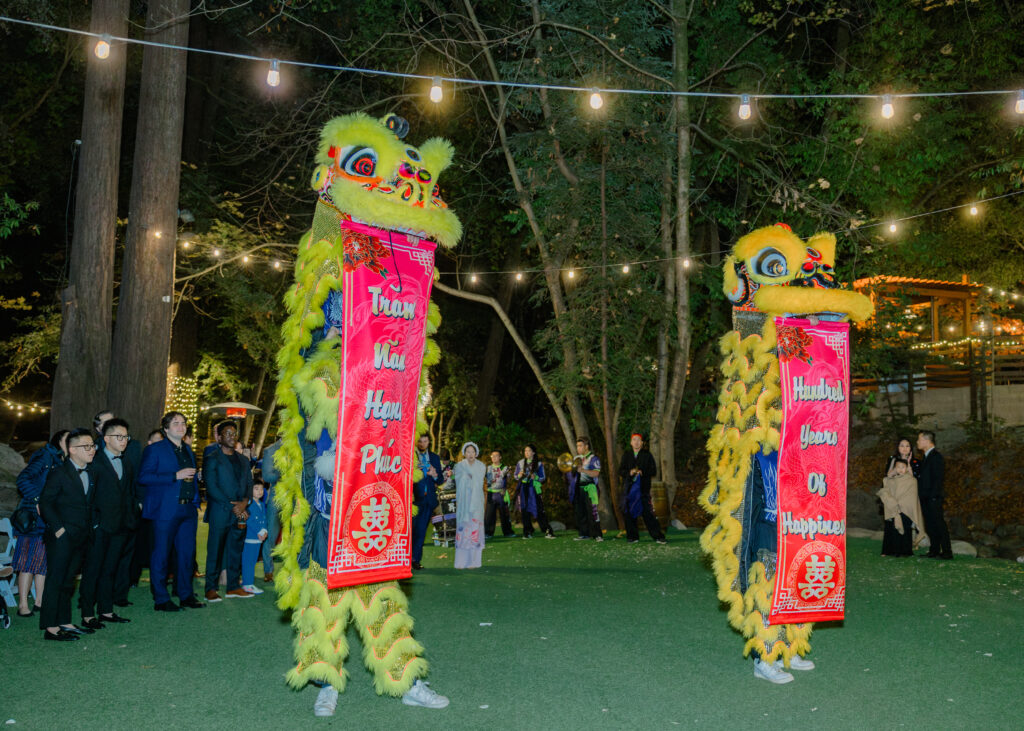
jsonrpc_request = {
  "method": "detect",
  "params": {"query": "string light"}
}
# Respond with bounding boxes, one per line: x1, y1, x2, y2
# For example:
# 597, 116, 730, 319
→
153, 230, 162, 238
969, 205, 979, 216
94, 34, 111, 59
266, 59, 280, 88
622, 264, 630, 274
470, 274, 478, 283
2, 397, 48, 416
182, 241, 191, 249
7, 16, 1024, 115
737, 94, 752, 120
880, 94, 895, 119
1016, 90, 1024, 115
888, 222, 898, 233
515, 272, 523, 281
212, 248, 221, 257
588, 89, 604, 110
242, 255, 249, 263
429, 76, 443, 103
273, 260, 281, 269
567, 269, 576, 279
682, 258, 691, 269
165, 375, 198, 426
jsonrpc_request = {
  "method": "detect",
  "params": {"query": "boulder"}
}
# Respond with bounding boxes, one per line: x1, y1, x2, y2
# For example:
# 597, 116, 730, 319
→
549, 521, 566, 532
976, 545, 997, 558
671, 519, 687, 531
972, 532, 998, 548
847, 489, 882, 530
951, 541, 977, 557
0, 443, 26, 515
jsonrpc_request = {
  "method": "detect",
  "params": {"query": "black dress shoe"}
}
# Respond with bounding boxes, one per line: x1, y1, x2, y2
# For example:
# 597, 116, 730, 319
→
101, 613, 131, 623
411, 561, 423, 570
154, 601, 181, 612
18, 610, 34, 618
81, 617, 106, 630
63, 624, 95, 635
43, 629, 79, 642
114, 600, 133, 607
179, 596, 206, 609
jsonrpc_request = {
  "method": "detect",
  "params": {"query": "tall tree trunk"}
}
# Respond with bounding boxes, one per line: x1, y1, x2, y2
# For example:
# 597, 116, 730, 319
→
243, 368, 267, 445
598, 142, 622, 529
653, 1, 693, 508
108, 0, 190, 434
472, 247, 519, 425
254, 393, 277, 455
50, 0, 129, 433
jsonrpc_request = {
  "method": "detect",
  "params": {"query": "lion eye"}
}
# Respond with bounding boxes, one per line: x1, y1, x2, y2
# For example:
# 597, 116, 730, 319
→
751, 247, 788, 278
340, 147, 378, 177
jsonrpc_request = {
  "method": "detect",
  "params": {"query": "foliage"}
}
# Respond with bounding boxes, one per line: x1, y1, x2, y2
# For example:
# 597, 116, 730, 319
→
0, 306, 60, 391
193, 352, 253, 404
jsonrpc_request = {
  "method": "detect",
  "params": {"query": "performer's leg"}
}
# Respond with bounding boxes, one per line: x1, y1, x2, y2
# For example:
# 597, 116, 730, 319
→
499, 501, 515, 536
484, 498, 496, 537
288, 563, 353, 694
573, 497, 588, 538
586, 496, 603, 540
533, 496, 551, 536
623, 511, 640, 542
352, 581, 428, 697
521, 508, 534, 537
641, 491, 666, 541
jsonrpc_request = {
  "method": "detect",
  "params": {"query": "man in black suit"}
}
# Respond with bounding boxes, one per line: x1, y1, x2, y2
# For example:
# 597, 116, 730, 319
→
93, 410, 144, 608
203, 420, 254, 601
79, 418, 138, 629
917, 430, 953, 560
38, 428, 98, 641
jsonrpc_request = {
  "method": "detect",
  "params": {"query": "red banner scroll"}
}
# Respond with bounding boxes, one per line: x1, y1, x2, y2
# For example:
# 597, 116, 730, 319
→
769, 317, 850, 624
326, 220, 437, 589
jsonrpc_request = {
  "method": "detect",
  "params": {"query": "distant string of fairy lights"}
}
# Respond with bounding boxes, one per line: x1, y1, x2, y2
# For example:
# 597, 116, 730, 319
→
6, 14, 1024, 119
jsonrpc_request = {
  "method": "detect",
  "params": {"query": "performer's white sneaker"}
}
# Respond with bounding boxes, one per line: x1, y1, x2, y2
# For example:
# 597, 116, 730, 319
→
754, 658, 794, 684
241, 584, 264, 595
313, 686, 339, 717
401, 679, 450, 709
776, 656, 815, 671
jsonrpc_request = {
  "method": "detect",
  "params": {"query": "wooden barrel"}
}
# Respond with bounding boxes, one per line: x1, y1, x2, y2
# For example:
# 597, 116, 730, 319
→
650, 481, 670, 529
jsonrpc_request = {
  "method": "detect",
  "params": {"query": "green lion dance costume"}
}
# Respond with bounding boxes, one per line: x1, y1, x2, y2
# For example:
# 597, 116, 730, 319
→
272, 112, 460, 714
699, 223, 872, 684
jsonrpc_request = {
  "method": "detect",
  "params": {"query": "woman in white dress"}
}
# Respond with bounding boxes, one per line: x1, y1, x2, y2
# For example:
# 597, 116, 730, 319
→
454, 442, 486, 569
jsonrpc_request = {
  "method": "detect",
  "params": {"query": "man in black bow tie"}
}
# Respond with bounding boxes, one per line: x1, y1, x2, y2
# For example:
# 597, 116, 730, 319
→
38, 428, 98, 641
79, 418, 138, 629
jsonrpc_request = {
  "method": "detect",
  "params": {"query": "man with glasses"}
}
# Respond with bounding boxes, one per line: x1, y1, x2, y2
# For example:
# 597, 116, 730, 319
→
79, 418, 138, 629
38, 428, 98, 641
139, 412, 204, 611
93, 410, 144, 608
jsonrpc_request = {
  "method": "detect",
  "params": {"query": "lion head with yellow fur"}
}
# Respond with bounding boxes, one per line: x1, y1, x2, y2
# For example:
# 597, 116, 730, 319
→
722, 222, 873, 323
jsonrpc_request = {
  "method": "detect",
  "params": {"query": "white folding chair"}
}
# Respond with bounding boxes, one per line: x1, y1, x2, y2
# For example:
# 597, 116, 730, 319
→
0, 518, 17, 608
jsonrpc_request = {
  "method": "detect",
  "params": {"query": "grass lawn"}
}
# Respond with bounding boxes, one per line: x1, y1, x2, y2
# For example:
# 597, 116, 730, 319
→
3, 526, 1022, 729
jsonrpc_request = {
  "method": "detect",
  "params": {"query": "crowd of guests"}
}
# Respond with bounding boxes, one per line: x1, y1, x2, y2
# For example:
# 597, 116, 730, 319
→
9, 410, 281, 641
411, 432, 668, 571
877, 430, 953, 560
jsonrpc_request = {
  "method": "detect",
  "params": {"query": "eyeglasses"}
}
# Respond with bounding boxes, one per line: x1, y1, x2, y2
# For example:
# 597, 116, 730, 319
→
71, 444, 96, 451
106, 434, 130, 441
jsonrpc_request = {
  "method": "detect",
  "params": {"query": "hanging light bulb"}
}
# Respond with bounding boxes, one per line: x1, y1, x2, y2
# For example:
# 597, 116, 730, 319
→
567, 269, 576, 279
266, 59, 281, 88
182, 240, 191, 249
737, 94, 752, 121
589, 89, 604, 110
153, 230, 162, 238
682, 257, 692, 269
212, 248, 221, 257
969, 204, 979, 216
888, 222, 898, 233
94, 35, 111, 59
273, 260, 282, 270
242, 255, 250, 263
429, 77, 443, 103
880, 94, 894, 119
1016, 90, 1024, 115
622, 264, 630, 274
470, 274, 478, 283
515, 272, 523, 281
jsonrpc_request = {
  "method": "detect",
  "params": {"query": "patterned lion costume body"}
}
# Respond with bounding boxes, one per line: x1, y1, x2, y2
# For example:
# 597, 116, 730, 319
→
272, 113, 460, 695
699, 223, 872, 666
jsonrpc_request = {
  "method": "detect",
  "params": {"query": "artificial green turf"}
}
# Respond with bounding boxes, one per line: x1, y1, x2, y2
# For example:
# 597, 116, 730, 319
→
3, 529, 1022, 729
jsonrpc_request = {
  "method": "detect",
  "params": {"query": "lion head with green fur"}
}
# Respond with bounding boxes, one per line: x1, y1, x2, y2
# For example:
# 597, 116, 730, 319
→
310, 112, 462, 249
722, 223, 873, 323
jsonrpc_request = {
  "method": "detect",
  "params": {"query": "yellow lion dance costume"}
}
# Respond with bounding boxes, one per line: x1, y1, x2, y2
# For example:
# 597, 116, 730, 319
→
700, 223, 872, 683
272, 112, 460, 714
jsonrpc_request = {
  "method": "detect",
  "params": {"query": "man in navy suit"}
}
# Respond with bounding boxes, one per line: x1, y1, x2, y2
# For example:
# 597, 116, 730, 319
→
203, 420, 254, 601
917, 430, 953, 560
139, 411, 204, 611
79, 418, 137, 629
38, 428, 97, 641
411, 434, 444, 570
